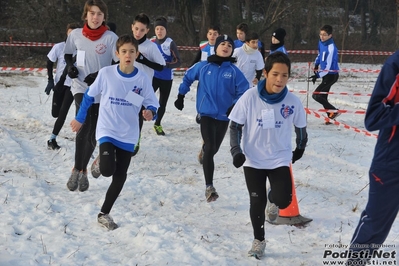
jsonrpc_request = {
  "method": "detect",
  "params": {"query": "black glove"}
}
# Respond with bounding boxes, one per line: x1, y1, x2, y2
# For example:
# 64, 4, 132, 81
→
233, 153, 246, 168
226, 104, 235, 116
309, 75, 317, 85
314, 65, 319, 71
84, 71, 98, 86
67, 66, 79, 79
174, 94, 185, 111
44, 79, 54, 95
53, 76, 66, 93
292, 148, 305, 164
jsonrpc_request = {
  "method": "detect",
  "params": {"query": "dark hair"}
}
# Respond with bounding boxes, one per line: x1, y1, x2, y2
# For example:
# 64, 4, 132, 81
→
133, 13, 150, 27
81, 0, 108, 23
66, 23, 80, 32
236, 22, 249, 34
320, 25, 333, 35
245, 32, 259, 43
208, 25, 221, 34
265, 51, 291, 76
116, 34, 139, 52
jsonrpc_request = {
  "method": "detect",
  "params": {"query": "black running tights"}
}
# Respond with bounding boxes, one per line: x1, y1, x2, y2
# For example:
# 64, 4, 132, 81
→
73, 93, 98, 171
243, 166, 292, 241
200, 116, 229, 186
152, 77, 173, 126
99, 142, 132, 214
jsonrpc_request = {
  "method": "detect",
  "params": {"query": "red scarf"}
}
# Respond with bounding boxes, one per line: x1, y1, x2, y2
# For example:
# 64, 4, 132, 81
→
82, 24, 108, 41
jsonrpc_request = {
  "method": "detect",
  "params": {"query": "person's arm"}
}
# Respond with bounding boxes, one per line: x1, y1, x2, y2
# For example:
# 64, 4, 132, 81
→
166, 41, 182, 69
136, 53, 164, 71
64, 54, 78, 78
44, 59, 55, 95
292, 126, 308, 164
230, 121, 246, 168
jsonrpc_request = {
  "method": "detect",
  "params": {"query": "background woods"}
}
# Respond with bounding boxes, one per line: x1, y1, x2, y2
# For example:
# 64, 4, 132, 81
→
0, 0, 398, 66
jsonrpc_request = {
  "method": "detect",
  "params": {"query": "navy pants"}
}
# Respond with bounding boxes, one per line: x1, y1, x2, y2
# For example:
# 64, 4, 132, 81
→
347, 168, 399, 264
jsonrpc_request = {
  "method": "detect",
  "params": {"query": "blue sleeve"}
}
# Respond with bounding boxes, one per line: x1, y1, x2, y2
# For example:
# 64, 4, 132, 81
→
75, 89, 95, 123
234, 67, 250, 103
365, 51, 399, 131
178, 63, 201, 95
146, 105, 158, 121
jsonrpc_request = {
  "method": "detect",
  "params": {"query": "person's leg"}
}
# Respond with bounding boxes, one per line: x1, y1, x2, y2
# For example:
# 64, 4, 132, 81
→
347, 168, 399, 264
267, 166, 292, 209
52, 87, 74, 137
100, 145, 132, 214
312, 74, 339, 110
200, 117, 229, 186
155, 79, 173, 126
243, 166, 268, 241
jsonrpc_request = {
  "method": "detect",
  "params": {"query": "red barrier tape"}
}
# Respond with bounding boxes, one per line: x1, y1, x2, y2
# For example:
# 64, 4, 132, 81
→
307, 108, 366, 115
305, 108, 378, 138
291, 90, 372, 97
0, 41, 394, 56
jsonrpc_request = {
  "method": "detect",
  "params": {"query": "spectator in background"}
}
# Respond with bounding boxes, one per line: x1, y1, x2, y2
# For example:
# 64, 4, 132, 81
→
235, 22, 265, 59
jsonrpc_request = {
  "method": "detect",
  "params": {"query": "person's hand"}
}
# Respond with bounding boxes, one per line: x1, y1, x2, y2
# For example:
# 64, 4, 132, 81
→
67, 66, 79, 79
233, 153, 246, 168
314, 65, 319, 71
142, 109, 154, 121
195, 113, 201, 124
44, 79, 54, 95
84, 71, 98, 86
70, 119, 82, 132
308, 75, 317, 85
292, 148, 305, 163
174, 94, 185, 111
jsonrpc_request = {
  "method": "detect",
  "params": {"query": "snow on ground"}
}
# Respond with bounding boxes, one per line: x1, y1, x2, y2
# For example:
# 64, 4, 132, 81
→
0, 63, 397, 265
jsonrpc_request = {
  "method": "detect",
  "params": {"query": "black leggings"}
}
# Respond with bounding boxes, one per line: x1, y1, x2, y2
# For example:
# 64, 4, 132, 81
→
152, 77, 173, 126
52, 86, 74, 136
200, 116, 229, 186
244, 166, 292, 241
99, 142, 132, 214
73, 93, 98, 171
312, 73, 339, 110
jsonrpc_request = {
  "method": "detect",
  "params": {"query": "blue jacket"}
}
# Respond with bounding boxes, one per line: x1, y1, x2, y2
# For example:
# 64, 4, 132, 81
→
178, 59, 249, 121
365, 50, 399, 171
314, 38, 339, 78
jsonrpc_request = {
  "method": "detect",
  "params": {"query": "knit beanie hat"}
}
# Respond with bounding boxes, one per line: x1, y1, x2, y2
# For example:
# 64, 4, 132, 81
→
272, 28, 286, 43
154, 17, 167, 30
214, 34, 235, 55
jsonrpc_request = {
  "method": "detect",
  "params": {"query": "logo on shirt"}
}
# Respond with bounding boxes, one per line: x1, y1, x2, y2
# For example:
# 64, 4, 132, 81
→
280, 104, 294, 119
95, 43, 107, 55
222, 72, 232, 79
132, 85, 143, 95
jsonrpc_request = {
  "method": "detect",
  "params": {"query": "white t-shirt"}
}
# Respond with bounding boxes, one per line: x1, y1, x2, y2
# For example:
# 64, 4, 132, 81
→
47, 42, 72, 86
228, 87, 307, 169
233, 47, 264, 86
136, 38, 166, 80
87, 65, 160, 145
64, 28, 118, 98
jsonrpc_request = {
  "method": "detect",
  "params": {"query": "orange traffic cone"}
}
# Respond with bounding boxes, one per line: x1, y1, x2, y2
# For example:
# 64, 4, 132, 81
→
266, 164, 312, 227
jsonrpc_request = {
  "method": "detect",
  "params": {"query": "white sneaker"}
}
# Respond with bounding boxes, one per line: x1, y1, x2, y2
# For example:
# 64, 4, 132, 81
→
266, 191, 279, 223
205, 186, 219, 202
248, 239, 266, 259
97, 213, 118, 230
91, 155, 101, 178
